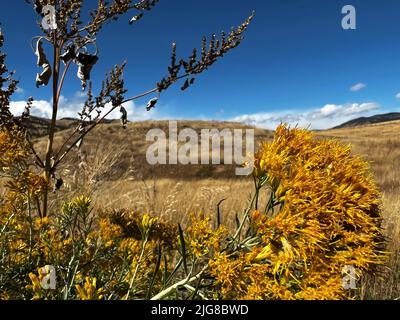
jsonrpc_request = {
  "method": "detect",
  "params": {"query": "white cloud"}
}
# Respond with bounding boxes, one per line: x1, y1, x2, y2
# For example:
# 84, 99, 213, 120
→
10, 91, 164, 121
350, 83, 366, 92
231, 102, 381, 130
396, 92, 400, 100
10, 92, 84, 119
10, 99, 53, 118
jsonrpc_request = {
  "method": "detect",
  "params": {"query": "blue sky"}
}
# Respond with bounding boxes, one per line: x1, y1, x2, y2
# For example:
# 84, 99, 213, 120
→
1, 0, 400, 129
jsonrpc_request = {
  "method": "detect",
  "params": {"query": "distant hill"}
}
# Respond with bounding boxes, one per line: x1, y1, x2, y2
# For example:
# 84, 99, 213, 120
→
21, 116, 116, 138
31, 120, 273, 180
333, 113, 400, 129
21, 116, 77, 138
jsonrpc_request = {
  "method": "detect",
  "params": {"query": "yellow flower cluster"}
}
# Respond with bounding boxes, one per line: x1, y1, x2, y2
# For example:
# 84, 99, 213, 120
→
0, 126, 387, 300
140, 214, 158, 237
187, 213, 227, 258
208, 124, 386, 299
75, 277, 105, 300
98, 218, 123, 248
208, 252, 246, 296
0, 129, 29, 167
0, 131, 169, 300
26, 266, 54, 300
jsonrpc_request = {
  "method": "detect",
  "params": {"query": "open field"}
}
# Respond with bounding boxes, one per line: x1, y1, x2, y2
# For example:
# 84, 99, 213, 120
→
318, 121, 400, 299
1, 119, 399, 299
56, 120, 399, 299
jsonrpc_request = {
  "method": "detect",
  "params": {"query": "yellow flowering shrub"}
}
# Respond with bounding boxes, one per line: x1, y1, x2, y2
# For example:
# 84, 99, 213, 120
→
0, 128, 177, 299
75, 277, 105, 300
0, 125, 387, 300
186, 213, 228, 258
207, 124, 386, 299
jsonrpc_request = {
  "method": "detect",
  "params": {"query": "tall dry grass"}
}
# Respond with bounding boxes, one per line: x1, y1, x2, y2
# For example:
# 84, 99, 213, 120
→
90, 121, 399, 299
3, 120, 398, 299
318, 121, 400, 300
93, 178, 269, 229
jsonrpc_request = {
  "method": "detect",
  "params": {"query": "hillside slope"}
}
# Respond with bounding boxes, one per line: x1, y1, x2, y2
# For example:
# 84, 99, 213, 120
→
333, 112, 400, 129
32, 120, 273, 181
22, 116, 117, 138
10, 118, 400, 300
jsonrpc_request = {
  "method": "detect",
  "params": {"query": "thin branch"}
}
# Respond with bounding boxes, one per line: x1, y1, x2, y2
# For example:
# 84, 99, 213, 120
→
42, 30, 61, 217
54, 73, 192, 168
26, 136, 45, 168
121, 73, 190, 104
122, 87, 159, 105
76, 2, 148, 34
150, 266, 208, 300
53, 126, 79, 162
184, 284, 208, 300
52, 41, 101, 162
52, 85, 160, 170
56, 60, 73, 103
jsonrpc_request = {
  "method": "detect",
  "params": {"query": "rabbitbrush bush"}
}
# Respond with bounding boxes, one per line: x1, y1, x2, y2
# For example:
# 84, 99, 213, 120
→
0, 125, 387, 300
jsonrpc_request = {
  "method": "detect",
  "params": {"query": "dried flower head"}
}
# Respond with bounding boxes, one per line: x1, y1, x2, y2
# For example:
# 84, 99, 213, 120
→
157, 12, 255, 92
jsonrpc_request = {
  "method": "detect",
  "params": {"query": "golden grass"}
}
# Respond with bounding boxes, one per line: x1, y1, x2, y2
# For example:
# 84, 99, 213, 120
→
65, 120, 399, 299
92, 178, 268, 230
54, 121, 400, 299
2, 120, 399, 299
318, 122, 400, 299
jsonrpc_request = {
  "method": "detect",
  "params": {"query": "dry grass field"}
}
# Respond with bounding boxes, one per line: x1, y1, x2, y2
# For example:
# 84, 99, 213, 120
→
318, 121, 400, 299
1, 119, 399, 299
51, 120, 399, 299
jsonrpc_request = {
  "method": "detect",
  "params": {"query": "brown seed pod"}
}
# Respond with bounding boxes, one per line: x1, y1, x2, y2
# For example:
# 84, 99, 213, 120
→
146, 97, 158, 111
60, 44, 76, 65
54, 178, 64, 193
129, 13, 144, 24
120, 106, 128, 128
76, 52, 99, 90
181, 79, 190, 91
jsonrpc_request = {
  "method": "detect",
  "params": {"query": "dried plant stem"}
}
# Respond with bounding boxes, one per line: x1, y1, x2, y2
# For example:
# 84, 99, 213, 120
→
184, 284, 208, 300
56, 59, 72, 103
125, 236, 149, 300
150, 265, 208, 301
232, 190, 258, 241
53, 85, 159, 170
42, 32, 61, 217
26, 136, 44, 168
